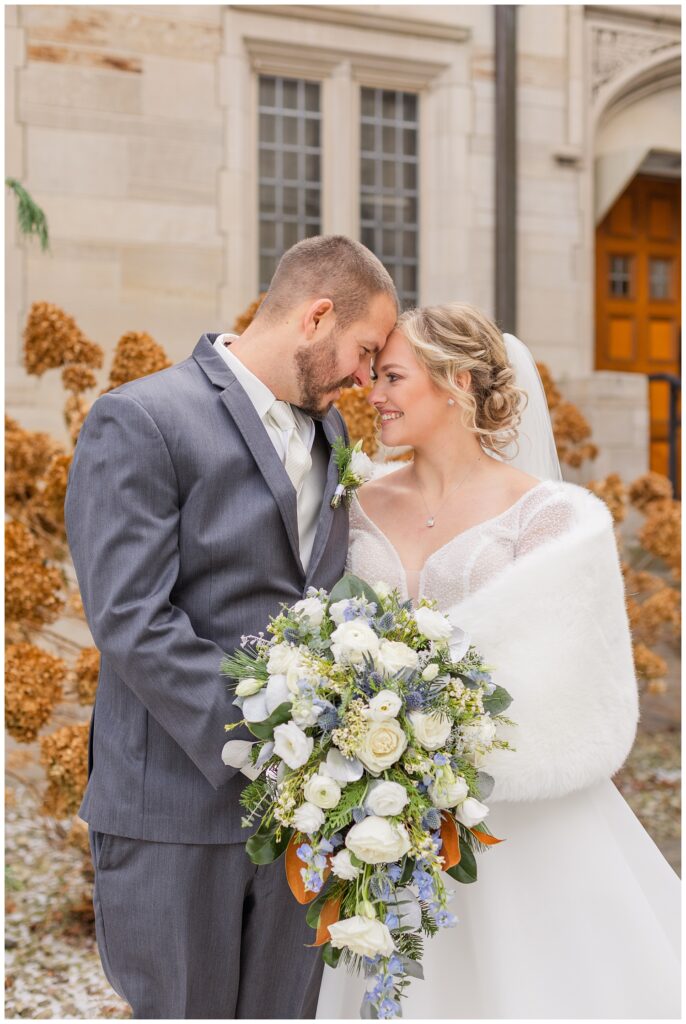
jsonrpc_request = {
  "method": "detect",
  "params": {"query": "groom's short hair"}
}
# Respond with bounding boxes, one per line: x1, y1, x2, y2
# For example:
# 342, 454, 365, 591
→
256, 235, 398, 329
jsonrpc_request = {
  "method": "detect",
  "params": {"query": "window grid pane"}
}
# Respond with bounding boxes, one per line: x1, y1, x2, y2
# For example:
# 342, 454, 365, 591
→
258, 75, 322, 291
649, 258, 672, 300
360, 86, 419, 309
609, 255, 632, 298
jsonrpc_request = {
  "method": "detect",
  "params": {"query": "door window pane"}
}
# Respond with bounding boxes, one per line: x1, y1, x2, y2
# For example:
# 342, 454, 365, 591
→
258, 75, 322, 291
609, 255, 632, 297
649, 258, 672, 300
360, 86, 419, 309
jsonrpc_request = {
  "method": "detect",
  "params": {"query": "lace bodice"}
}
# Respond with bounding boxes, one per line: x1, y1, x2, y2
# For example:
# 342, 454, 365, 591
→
346, 479, 577, 607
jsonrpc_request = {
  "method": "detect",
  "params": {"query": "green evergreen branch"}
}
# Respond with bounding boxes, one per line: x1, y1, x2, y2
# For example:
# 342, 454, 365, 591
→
5, 178, 49, 251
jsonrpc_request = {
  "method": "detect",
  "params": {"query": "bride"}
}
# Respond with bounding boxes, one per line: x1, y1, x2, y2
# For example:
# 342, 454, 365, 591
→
316, 303, 680, 1019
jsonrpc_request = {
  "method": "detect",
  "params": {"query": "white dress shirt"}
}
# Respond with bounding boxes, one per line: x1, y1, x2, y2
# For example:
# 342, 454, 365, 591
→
214, 334, 328, 572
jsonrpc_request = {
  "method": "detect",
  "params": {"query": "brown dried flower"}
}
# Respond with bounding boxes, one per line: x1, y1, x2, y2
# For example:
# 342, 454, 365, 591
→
536, 362, 562, 411
233, 294, 266, 335
64, 394, 89, 446
629, 472, 673, 512
40, 722, 90, 819
104, 331, 172, 392
622, 565, 665, 598
552, 400, 597, 468
62, 364, 97, 394
74, 647, 100, 706
24, 301, 103, 376
335, 386, 379, 458
5, 520, 65, 629
587, 473, 628, 524
638, 500, 681, 574
5, 416, 65, 517
30, 453, 72, 540
633, 642, 668, 682
5, 643, 66, 743
635, 588, 681, 644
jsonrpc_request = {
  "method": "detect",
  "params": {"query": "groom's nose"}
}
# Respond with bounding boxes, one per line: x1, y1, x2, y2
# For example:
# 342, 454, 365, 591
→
353, 360, 372, 388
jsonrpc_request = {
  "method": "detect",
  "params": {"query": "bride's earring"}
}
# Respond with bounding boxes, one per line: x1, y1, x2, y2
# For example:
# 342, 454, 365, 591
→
447, 398, 455, 406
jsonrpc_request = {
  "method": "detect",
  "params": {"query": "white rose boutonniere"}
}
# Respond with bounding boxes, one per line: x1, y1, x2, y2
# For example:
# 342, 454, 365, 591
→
331, 438, 374, 509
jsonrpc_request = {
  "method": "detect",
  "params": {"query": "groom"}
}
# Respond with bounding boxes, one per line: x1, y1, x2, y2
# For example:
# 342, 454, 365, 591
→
65, 235, 398, 1019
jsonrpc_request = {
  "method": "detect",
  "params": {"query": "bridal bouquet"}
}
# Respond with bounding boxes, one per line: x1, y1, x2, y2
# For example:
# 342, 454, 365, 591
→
222, 575, 512, 1019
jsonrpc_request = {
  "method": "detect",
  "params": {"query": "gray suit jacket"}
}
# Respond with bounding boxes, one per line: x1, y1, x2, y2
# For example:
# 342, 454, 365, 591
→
65, 334, 349, 844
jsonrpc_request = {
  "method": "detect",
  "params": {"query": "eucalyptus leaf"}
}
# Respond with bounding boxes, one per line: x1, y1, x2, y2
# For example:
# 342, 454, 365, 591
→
476, 771, 495, 800
360, 997, 377, 1019
328, 574, 379, 608
400, 955, 424, 980
445, 843, 477, 884
483, 685, 513, 716
247, 701, 292, 740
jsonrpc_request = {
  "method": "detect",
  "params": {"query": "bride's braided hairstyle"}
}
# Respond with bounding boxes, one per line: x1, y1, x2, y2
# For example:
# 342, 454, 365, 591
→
397, 302, 527, 457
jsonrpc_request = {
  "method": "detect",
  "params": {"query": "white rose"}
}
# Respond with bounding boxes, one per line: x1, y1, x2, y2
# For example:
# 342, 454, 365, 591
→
331, 620, 380, 666
328, 915, 395, 958
460, 718, 497, 753
330, 848, 360, 881
414, 606, 453, 642
375, 639, 419, 677
264, 674, 292, 715
292, 596, 325, 628
292, 801, 325, 834
366, 689, 402, 721
267, 643, 302, 675
409, 711, 452, 751
373, 580, 391, 600
323, 748, 364, 783
365, 779, 409, 817
221, 739, 254, 769
303, 772, 342, 809
345, 816, 411, 864
428, 772, 469, 809
357, 718, 408, 774
350, 446, 374, 483
273, 721, 313, 769
235, 677, 265, 697
454, 797, 490, 828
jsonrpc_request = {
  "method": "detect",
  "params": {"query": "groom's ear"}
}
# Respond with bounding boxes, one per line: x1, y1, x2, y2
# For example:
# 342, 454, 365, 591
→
302, 298, 335, 339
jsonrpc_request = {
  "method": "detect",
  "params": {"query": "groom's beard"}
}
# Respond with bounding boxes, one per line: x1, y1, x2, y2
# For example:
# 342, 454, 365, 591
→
294, 331, 353, 420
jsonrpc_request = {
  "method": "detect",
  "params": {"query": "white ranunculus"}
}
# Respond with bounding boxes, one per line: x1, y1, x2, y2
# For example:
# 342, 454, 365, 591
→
460, 718, 497, 753
365, 779, 409, 817
357, 718, 408, 775
267, 642, 303, 676
366, 689, 402, 721
409, 711, 452, 751
273, 721, 313, 769
422, 663, 440, 682
303, 771, 342, 809
414, 606, 453, 642
454, 797, 489, 828
264, 674, 292, 715
345, 816, 411, 864
449, 625, 470, 663
375, 639, 419, 677
221, 739, 254, 768
331, 620, 380, 666
292, 596, 325, 628
324, 748, 364, 783
428, 772, 469, 810
328, 915, 395, 959
292, 801, 325, 834
241, 691, 270, 722
291, 698, 323, 728
349, 446, 374, 483
330, 848, 360, 881
235, 677, 265, 697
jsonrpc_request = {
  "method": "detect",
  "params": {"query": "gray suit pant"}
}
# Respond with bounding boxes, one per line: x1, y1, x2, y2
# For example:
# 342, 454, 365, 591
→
89, 830, 324, 1019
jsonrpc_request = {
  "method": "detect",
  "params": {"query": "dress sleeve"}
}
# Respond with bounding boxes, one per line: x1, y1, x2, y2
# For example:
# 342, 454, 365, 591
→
516, 488, 577, 558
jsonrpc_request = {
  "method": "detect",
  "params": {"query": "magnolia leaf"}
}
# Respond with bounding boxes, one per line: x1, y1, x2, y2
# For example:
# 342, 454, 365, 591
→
476, 771, 495, 800
247, 701, 292, 740
445, 843, 477, 884
245, 825, 292, 865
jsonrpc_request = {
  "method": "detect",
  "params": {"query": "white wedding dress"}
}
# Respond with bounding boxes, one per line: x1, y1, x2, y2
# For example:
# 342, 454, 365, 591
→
315, 482, 681, 1020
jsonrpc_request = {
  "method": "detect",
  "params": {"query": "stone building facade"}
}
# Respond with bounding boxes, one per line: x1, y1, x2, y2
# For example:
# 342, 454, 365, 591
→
5, 4, 681, 482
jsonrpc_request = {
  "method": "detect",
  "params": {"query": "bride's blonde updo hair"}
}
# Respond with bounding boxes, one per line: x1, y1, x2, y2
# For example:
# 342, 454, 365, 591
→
396, 302, 527, 457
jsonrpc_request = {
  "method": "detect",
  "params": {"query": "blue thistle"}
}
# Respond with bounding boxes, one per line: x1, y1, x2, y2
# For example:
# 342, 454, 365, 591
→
422, 808, 441, 831
405, 689, 424, 711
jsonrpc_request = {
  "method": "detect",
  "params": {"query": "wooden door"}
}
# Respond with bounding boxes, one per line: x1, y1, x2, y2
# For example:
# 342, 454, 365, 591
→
595, 174, 681, 488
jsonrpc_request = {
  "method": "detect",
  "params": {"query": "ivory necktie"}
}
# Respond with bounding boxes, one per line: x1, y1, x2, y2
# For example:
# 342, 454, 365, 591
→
267, 400, 312, 494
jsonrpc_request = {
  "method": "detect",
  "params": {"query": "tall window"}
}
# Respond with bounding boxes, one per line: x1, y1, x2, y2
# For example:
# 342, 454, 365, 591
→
258, 75, 322, 291
360, 87, 419, 308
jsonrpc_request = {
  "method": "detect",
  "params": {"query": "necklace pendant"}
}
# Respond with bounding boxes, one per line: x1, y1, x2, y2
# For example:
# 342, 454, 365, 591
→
426, 517, 435, 528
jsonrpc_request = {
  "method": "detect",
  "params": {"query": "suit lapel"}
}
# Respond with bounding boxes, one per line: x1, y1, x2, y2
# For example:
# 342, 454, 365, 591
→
306, 412, 346, 586
193, 335, 303, 575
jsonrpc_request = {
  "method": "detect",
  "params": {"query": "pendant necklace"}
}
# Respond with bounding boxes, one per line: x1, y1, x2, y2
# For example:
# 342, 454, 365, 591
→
415, 456, 481, 528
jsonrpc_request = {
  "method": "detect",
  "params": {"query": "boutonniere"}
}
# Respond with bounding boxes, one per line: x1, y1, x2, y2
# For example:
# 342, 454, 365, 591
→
330, 438, 374, 509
